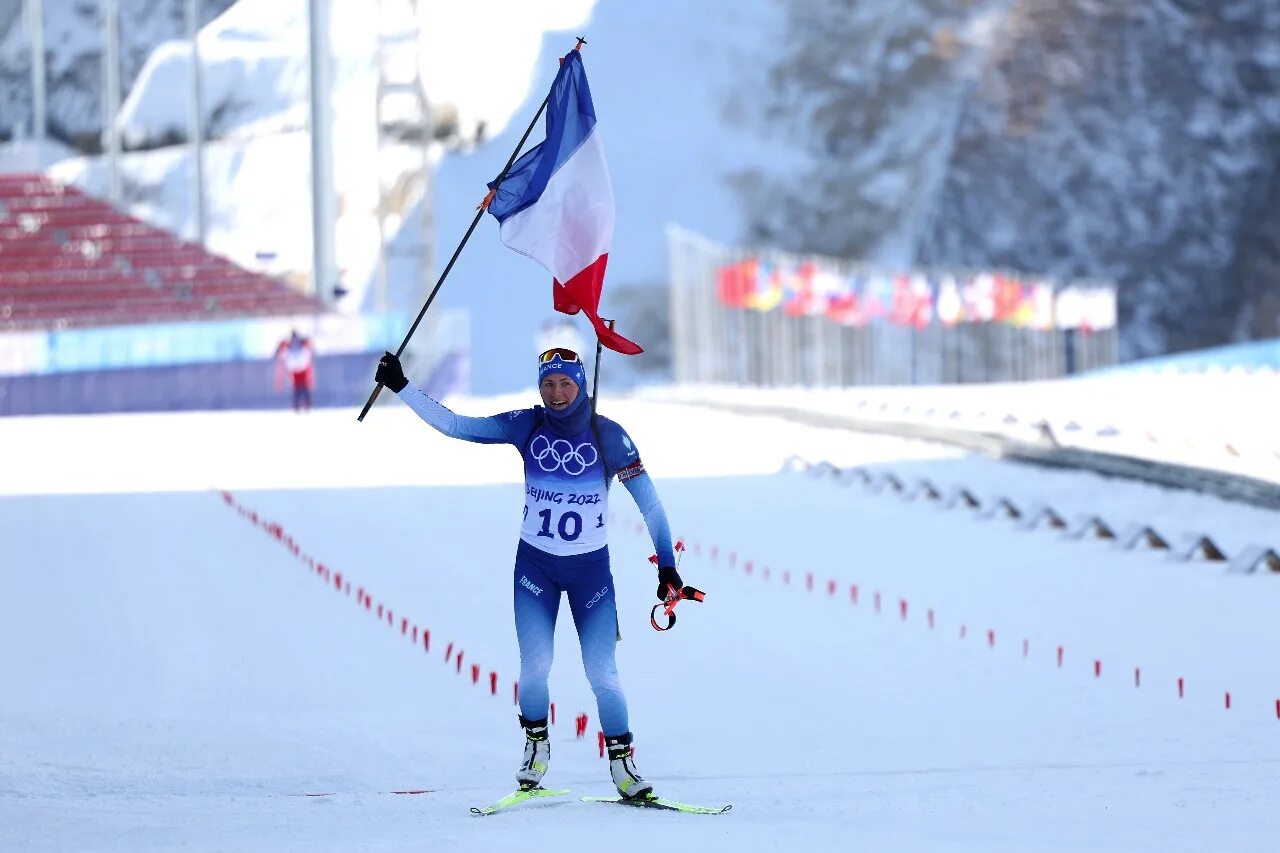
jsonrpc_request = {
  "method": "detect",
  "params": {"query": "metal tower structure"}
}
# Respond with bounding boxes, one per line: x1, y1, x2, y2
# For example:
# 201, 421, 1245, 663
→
372, 0, 434, 316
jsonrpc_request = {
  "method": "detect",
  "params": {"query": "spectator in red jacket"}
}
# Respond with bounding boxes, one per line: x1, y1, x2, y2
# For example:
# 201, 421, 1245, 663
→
275, 329, 315, 412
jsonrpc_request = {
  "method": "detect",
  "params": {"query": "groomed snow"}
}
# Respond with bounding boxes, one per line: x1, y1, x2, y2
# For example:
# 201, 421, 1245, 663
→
660, 368, 1280, 486
3, 394, 1278, 851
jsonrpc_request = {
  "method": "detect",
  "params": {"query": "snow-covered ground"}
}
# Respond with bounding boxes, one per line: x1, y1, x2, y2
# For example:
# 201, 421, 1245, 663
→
660, 368, 1280, 487
3, 392, 1279, 851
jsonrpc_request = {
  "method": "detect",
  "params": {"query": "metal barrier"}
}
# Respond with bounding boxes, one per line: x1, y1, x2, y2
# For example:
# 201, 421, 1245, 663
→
0, 309, 470, 415
784, 457, 1279, 574
668, 226, 1118, 387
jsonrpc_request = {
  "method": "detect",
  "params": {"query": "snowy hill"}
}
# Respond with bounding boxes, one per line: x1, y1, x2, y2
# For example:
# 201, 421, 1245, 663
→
740, 0, 1280, 359
0, 0, 236, 143
918, 0, 1280, 358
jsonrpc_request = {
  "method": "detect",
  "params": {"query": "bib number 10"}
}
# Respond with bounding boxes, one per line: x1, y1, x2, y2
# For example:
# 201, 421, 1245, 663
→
535, 508, 605, 541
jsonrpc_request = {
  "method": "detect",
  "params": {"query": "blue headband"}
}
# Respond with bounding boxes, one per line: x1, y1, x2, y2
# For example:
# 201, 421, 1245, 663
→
538, 356, 587, 391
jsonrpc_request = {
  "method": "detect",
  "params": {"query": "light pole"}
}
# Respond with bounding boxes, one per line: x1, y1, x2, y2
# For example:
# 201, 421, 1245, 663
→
102, 0, 121, 201
307, 0, 337, 302
27, 0, 46, 139
186, 0, 206, 246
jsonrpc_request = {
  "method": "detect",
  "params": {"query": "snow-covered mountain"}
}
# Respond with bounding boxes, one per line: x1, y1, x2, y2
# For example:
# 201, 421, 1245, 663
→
0, 0, 236, 144
916, 0, 1280, 358
726, 0, 1010, 269
739, 0, 1280, 360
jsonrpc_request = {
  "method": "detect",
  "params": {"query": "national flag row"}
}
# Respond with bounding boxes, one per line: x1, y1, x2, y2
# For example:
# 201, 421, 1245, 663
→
716, 256, 1118, 331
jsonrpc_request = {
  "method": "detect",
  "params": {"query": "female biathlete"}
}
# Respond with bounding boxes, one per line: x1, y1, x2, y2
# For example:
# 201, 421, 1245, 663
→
374, 347, 690, 799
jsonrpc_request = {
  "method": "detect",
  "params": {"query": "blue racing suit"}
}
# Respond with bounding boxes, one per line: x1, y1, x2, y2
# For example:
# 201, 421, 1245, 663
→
397, 383, 675, 737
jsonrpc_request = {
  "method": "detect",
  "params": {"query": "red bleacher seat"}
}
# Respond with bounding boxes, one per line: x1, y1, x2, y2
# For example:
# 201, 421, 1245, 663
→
0, 174, 325, 330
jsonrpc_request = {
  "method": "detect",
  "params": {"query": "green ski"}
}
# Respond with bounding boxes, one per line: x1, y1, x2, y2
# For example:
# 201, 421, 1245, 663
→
470, 787, 571, 816
581, 794, 731, 815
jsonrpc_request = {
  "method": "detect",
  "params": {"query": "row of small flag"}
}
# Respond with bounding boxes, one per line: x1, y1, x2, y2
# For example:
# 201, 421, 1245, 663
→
716, 256, 1118, 331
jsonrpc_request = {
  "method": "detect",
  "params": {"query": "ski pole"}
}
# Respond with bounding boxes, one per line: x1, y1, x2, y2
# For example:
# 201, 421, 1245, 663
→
357, 37, 588, 422
590, 319, 613, 414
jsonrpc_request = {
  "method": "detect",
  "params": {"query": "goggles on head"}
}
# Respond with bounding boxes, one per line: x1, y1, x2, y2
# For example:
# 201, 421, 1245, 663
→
538, 348, 581, 365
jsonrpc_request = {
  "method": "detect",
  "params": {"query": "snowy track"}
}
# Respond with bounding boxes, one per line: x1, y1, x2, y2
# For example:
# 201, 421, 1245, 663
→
3, 402, 1279, 851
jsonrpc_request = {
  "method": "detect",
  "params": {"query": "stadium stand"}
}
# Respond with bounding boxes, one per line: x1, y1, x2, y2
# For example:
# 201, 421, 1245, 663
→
0, 173, 323, 330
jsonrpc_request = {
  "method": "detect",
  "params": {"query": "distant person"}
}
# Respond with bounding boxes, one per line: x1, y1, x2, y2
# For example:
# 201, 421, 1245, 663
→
275, 329, 315, 412
374, 347, 695, 801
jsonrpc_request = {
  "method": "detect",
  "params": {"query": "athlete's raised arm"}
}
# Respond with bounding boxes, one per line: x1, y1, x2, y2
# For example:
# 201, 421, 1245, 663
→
374, 351, 529, 445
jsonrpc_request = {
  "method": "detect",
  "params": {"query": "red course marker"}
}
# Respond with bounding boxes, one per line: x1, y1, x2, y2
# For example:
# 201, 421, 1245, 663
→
219, 491, 596, 730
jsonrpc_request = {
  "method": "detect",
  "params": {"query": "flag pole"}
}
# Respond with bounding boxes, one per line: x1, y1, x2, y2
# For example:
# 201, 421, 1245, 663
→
357, 37, 588, 422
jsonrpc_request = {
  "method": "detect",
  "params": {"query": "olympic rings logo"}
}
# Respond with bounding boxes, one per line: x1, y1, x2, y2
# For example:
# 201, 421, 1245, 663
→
530, 434, 599, 476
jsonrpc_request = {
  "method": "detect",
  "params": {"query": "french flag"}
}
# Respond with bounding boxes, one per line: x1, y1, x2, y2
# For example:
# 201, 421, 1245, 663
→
485, 49, 642, 355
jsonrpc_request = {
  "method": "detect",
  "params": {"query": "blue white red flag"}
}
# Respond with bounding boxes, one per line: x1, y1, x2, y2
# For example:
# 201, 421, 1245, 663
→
485, 49, 642, 354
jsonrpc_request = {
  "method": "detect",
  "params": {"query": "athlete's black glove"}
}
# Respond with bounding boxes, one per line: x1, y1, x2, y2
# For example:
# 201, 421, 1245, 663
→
375, 351, 408, 393
656, 566, 683, 601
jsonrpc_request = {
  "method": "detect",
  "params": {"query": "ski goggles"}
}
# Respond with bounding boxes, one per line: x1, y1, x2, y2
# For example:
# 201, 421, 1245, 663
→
538, 347, 581, 365
537, 347, 587, 388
